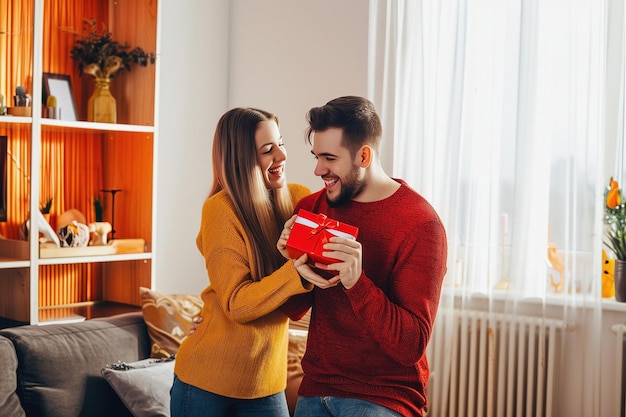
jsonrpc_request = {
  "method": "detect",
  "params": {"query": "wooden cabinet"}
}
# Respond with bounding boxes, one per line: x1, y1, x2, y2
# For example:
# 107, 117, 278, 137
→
0, 0, 159, 324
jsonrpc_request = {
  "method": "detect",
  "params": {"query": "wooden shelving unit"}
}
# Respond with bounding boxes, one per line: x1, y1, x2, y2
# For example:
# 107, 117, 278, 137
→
0, 0, 160, 324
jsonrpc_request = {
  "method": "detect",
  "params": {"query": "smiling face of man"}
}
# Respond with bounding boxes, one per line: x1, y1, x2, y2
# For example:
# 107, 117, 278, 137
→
311, 127, 366, 207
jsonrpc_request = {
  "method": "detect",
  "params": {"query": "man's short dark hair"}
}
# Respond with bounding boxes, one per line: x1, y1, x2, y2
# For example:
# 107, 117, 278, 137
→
305, 96, 383, 156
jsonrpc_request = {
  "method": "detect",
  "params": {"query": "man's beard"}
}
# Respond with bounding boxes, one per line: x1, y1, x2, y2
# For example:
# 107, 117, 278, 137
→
326, 165, 365, 207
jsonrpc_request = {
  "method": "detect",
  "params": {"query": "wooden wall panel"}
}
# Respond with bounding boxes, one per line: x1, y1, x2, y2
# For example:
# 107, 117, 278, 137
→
109, 0, 157, 126
0, 268, 29, 322
102, 132, 153, 246
43, 0, 109, 121
39, 263, 102, 307
0, 125, 31, 240
0, 0, 34, 103
103, 259, 151, 305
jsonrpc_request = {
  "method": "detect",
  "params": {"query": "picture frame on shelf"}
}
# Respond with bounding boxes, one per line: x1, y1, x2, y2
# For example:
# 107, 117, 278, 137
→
42, 73, 78, 121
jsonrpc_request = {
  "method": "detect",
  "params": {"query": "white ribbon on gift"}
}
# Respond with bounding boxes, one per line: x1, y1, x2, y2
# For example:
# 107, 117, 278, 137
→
294, 215, 356, 240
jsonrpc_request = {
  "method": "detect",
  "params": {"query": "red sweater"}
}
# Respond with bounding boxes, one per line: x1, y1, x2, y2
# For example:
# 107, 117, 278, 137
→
282, 179, 447, 417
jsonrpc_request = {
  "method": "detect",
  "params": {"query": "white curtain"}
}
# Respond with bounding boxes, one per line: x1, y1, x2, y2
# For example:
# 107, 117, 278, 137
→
369, 0, 606, 415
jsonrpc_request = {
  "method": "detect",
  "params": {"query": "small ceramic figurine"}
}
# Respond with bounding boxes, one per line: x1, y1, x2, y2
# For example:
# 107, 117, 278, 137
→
57, 220, 90, 247
89, 221, 112, 246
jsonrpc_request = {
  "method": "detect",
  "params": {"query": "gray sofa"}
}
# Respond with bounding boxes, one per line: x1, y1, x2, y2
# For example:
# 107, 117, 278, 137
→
0, 312, 151, 417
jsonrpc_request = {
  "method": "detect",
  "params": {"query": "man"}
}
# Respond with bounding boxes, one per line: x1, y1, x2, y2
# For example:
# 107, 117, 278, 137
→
278, 96, 448, 417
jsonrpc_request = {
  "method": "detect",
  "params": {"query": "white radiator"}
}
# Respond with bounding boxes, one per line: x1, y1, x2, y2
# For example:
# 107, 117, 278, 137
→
611, 323, 626, 417
426, 309, 566, 417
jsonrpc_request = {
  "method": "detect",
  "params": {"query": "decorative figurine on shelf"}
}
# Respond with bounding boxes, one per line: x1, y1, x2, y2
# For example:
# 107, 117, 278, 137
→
547, 241, 566, 294
69, 18, 155, 123
13, 85, 29, 107
58, 220, 90, 247
88, 222, 112, 246
7, 85, 32, 117
46, 95, 60, 119
602, 249, 616, 298
89, 197, 111, 245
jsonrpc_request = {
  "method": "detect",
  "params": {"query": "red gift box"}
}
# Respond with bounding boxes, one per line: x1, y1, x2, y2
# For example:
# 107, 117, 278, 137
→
286, 209, 359, 273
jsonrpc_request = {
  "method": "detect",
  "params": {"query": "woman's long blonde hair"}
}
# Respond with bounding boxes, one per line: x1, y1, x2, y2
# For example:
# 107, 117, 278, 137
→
210, 108, 294, 280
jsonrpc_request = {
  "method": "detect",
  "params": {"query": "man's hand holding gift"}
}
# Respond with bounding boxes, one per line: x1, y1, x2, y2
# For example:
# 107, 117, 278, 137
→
278, 209, 362, 289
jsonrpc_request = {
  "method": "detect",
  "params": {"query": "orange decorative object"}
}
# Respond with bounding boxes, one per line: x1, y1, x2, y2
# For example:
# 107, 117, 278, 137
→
607, 177, 621, 209
602, 249, 616, 298
548, 242, 565, 294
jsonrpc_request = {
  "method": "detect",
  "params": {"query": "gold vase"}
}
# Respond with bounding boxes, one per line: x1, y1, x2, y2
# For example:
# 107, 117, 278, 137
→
87, 77, 116, 123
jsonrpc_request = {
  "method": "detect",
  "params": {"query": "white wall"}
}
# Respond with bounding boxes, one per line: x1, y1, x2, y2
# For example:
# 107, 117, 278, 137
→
155, 0, 230, 295
156, 0, 370, 295
228, 0, 370, 192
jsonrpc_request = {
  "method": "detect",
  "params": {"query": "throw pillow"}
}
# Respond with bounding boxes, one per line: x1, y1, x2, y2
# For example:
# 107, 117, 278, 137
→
286, 329, 308, 415
140, 287, 203, 359
102, 357, 175, 417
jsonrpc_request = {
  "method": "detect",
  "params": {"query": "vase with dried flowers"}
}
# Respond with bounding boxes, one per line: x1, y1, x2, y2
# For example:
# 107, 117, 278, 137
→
604, 176, 626, 301
70, 18, 155, 123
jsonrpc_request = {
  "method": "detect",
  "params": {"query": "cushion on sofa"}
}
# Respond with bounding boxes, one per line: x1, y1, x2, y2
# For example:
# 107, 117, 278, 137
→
140, 286, 203, 358
0, 312, 151, 417
286, 329, 308, 415
102, 357, 175, 417
0, 336, 25, 417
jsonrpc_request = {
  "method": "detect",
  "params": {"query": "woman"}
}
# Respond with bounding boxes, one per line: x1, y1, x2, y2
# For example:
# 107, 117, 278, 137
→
171, 107, 311, 417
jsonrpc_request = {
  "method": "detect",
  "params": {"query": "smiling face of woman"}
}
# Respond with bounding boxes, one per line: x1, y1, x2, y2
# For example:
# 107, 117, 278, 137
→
255, 120, 287, 190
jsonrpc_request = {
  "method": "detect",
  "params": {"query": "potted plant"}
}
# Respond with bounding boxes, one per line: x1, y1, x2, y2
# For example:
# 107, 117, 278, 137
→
604, 176, 626, 301
69, 18, 156, 122
40, 197, 53, 224
94, 196, 104, 222
40, 197, 53, 214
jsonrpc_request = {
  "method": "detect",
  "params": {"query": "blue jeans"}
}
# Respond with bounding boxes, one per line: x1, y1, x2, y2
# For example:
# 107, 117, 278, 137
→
294, 396, 403, 417
170, 375, 290, 417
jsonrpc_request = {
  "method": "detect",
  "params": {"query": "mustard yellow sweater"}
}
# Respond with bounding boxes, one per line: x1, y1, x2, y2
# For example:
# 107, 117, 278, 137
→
174, 183, 311, 399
